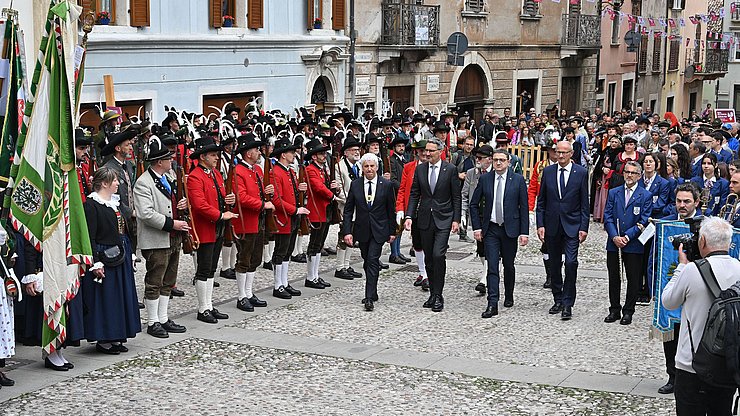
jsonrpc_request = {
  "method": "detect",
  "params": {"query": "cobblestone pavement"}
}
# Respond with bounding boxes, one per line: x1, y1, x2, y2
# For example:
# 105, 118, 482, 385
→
0, 339, 674, 416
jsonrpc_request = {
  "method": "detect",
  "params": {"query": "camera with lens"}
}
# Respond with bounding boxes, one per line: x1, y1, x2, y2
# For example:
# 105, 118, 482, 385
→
671, 216, 704, 262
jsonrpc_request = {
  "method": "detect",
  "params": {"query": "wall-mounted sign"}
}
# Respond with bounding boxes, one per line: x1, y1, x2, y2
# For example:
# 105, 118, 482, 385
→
427, 75, 440, 92
356, 77, 371, 96
356, 52, 373, 63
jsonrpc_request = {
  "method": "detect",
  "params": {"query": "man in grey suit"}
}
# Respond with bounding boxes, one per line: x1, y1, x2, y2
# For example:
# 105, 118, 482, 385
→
404, 136, 462, 312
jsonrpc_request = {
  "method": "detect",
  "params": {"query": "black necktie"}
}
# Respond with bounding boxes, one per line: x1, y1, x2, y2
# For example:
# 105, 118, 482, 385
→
367, 180, 373, 207
559, 167, 566, 199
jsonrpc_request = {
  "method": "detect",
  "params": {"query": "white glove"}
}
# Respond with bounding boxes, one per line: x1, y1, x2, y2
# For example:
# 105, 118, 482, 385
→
396, 211, 404, 226
0, 227, 7, 246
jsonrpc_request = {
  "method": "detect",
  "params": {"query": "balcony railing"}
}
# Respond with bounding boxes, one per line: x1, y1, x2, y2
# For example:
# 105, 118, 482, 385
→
685, 48, 729, 76
381, 2, 440, 47
561, 14, 601, 48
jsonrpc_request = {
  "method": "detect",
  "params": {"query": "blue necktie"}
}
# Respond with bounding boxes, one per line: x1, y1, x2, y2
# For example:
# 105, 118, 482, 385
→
160, 175, 172, 195
559, 167, 566, 199
352, 164, 359, 178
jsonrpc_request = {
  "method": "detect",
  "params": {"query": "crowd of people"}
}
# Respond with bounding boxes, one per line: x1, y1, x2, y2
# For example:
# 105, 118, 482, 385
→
1, 101, 739, 414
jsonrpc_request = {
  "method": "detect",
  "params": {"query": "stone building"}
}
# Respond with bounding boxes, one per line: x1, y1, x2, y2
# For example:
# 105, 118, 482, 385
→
349, 0, 600, 122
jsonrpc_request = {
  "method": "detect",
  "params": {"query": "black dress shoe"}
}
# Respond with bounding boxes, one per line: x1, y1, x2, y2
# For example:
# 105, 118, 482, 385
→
138, 301, 145, 309
249, 295, 268, 307
423, 295, 435, 308
421, 278, 430, 291
62, 362, 74, 370
323, 247, 337, 255
147, 322, 169, 338
334, 269, 354, 280
220, 268, 237, 280
273, 286, 292, 299
0, 371, 15, 386
619, 313, 633, 325
262, 261, 273, 270
285, 285, 302, 296
389, 255, 406, 265
317, 278, 331, 288
213, 281, 220, 288
291, 253, 307, 263
657, 381, 674, 394
347, 267, 362, 278
211, 308, 229, 319
474, 283, 486, 294
95, 343, 120, 355
481, 306, 498, 318
197, 310, 218, 324
237, 298, 255, 312
409, 248, 415, 257
413, 275, 424, 286
170, 287, 185, 297
44, 357, 69, 371
548, 303, 563, 314
561, 306, 572, 320
399, 254, 411, 262
543, 278, 552, 289
379, 261, 389, 270
305, 279, 325, 289
604, 312, 621, 323
503, 299, 514, 308
113, 344, 128, 353
364, 299, 374, 311
431, 296, 444, 312
161, 320, 187, 333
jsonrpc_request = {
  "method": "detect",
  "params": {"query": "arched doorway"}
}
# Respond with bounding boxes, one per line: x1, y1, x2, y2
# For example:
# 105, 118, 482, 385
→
311, 76, 333, 112
454, 65, 487, 125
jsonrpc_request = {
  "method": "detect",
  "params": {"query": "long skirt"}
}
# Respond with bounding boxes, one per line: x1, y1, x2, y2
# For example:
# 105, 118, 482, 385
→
0, 282, 14, 359
82, 235, 141, 342
593, 183, 609, 223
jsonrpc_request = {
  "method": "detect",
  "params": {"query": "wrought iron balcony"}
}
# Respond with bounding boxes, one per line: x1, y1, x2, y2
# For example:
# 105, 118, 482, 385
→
685, 47, 729, 81
561, 14, 601, 49
381, 2, 440, 48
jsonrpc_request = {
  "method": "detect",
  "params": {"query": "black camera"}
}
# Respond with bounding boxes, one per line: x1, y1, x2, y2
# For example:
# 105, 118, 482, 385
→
671, 216, 704, 262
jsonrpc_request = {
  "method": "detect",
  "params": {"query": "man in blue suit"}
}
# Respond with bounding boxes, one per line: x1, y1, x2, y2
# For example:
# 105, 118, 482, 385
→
535, 140, 589, 320
688, 141, 705, 178
603, 161, 652, 325
470, 149, 529, 318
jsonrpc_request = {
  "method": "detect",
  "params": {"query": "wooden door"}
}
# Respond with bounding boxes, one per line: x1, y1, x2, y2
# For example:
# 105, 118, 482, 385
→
386, 86, 413, 116
560, 76, 580, 116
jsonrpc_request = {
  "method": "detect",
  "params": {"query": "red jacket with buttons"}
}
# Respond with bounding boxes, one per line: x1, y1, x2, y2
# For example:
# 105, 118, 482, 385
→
232, 162, 265, 235
396, 159, 419, 214
305, 162, 334, 223
187, 165, 226, 244
271, 162, 298, 235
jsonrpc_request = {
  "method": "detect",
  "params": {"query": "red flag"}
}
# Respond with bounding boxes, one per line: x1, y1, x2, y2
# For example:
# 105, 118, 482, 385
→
648, 18, 655, 26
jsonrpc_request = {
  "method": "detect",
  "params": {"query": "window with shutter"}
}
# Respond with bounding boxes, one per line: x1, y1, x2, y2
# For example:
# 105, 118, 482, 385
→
569, 0, 581, 15
79, 0, 116, 25
638, 36, 648, 73
522, 0, 540, 17
79, 0, 95, 18
332, 0, 345, 30
668, 39, 680, 70
466, 0, 484, 13
247, 0, 264, 29
209, 0, 222, 28
307, 0, 322, 29
129, 0, 149, 27
652, 37, 661, 72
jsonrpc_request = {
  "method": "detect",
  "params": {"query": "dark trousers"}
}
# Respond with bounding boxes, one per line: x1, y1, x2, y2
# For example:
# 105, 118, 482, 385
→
664, 323, 680, 382
411, 221, 422, 251
639, 237, 653, 299
606, 250, 643, 314
235, 232, 264, 273
195, 238, 223, 281
419, 226, 449, 296
359, 239, 383, 301
483, 222, 517, 306
674, 369, 735, 416
545, 224, 580, 307
307, 222, 329, 257
272, 231, 298, 265
141, 235, 181, 299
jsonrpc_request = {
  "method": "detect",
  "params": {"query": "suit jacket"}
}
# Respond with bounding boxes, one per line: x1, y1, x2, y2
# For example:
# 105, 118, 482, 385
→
334, 157, 359, 210
187, 165, 226, 244
691, 159, 702, 178
271, 162, 299, 234
535, 162, 589, 238
406, 160, 462, 231
103, 157, 136, 221
305, 162, 334, 223
638, 174, 670, 218
712, 148, 733, 165
461, 167, 488, 213
342, 176, 396, 244
232, 162, 266, 235
603, 185, 652, 253
689, 176, 730, 216
469, 170, 529, 239
389, 153, 404, 192
133, 169, 178, 250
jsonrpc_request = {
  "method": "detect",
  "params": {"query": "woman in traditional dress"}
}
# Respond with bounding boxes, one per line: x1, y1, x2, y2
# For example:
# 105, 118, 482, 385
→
0, 226, 16, 386
593, 135, 623, 223
82, 167, 141, 355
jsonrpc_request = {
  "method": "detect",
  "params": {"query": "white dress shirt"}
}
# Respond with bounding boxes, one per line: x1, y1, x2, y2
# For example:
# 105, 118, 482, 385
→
364, 175, 378, 206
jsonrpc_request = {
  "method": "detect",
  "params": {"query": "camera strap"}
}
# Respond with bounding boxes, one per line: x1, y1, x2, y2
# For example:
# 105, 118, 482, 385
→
685, 258, 722, 357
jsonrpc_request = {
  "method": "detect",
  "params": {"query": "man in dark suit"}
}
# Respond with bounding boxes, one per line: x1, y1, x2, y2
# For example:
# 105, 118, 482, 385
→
535, 140, 589, 320
470, 149, 529, 318
343, 153, 397, 311
404, 136, 462, 312
603, 161, 652, 325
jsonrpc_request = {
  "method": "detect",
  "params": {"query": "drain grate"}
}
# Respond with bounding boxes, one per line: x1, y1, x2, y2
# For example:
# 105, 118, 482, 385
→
447, 251, 473, 260
393, 264, 419, 273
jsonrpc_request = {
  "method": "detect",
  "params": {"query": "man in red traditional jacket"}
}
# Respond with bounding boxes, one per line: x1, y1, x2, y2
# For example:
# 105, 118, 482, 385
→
232, 133, 273, 312
270, 137, 309, 299
304, 139, 339, 289
187, 136, 238, 324
396, 138, 428, 290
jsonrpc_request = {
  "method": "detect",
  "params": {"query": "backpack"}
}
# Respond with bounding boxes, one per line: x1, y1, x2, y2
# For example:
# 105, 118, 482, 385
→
689, 258, 740, 388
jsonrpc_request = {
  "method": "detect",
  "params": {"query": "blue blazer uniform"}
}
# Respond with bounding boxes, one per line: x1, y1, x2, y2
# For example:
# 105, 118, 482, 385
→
604, 185, 652, 254
638, 175, 670, 219
689, 176, 729, 216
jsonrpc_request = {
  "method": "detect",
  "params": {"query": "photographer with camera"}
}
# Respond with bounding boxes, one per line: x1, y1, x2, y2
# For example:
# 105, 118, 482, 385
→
662, 216, 740, 415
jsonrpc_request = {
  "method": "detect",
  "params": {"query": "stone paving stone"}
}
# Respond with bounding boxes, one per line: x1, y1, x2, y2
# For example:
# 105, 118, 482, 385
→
0, 339, 675, 415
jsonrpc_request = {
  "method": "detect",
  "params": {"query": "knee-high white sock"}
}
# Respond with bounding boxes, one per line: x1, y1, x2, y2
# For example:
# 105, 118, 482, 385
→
47, 350, 65, 366
416, 250, 427, 278
282, 261, 290, 287
206, 279, 214, 311
336, 248, 346, 271
195, 280, 208, 313
268, 241, 275, 259
158, 296, 170, 324
344, 248, 352, 269
306, 256, 314, 281
229, 245, 237, 269
57, 349, 69, 364
145, 298, 159, 326
221, 246, 230, 270
292, 239, 301, 257
314, 253, 322, 279
236, 271, 248, 300
274, 264, 282, 289
245, 272, 255, 298
192, 254, 198, 270
480, 259, 487, 284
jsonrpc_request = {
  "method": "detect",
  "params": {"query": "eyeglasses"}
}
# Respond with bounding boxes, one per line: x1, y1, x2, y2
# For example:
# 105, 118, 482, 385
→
555, 150, 572, 155
423, 149, 440, 153
624, 171, 640, 176
492, 158, 508, 163
475, 156, 488, 160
